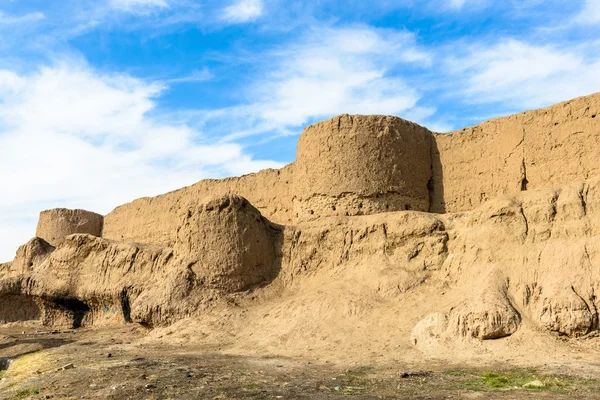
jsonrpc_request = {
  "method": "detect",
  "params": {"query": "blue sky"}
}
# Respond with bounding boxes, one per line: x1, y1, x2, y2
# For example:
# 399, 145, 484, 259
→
1, 0, 600, 261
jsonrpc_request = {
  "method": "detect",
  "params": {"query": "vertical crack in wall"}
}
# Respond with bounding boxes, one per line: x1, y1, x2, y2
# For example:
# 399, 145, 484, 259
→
520, 127, 528, 191
120, 288, 132, 323
580, 184, 589, 216
427, 132, 435, 213
520, 158, 529, 191
590, 288, 599, 331
427, 175, 435, 212
583, 245, 598, 331
571, 285, 597, 335
519, 204, 529, 243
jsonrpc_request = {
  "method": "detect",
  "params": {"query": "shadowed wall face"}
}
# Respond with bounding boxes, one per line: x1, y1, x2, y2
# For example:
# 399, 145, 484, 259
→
0, 295, 41, 323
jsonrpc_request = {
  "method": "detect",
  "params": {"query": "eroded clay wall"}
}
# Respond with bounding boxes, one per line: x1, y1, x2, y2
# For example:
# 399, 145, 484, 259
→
103, 164, 295, 245
431, 93, 600, 213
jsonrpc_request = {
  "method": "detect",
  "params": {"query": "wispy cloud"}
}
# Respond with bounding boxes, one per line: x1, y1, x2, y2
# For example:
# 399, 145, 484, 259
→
430, 0, 486, 11
221, 0, 263, 23
574, 0, 600, 24
446, 39, 600, 109
166, 68, 214, 84
448, 0, 467, 9
194, 26, 434, 143
254, 27, 431, 126
108, 0, 169, 14
0, 11, 45, 24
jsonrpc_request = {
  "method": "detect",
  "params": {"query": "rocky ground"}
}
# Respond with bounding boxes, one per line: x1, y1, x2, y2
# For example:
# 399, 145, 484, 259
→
2, 325, 600, 399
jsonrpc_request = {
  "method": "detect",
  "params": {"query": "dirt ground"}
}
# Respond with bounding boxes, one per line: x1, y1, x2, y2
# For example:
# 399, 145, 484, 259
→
2, 324, 600, 400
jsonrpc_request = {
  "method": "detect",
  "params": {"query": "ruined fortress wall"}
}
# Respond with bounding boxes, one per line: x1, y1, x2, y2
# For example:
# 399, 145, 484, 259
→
431, 93, 600, 213
36, 209, 104, 246
103, 164, 295, 245
102, 93, 600, 245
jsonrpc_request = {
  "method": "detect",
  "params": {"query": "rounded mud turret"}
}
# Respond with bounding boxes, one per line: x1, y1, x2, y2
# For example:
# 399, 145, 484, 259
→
294, 114, 432, 221
36, 208, 104, 246
174, 194, 281, 293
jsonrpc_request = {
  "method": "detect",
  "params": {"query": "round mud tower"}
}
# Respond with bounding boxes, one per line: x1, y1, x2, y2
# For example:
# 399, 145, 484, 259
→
174, 195, 280, 292
294, 114, 432, 220
36, 208, 104, 246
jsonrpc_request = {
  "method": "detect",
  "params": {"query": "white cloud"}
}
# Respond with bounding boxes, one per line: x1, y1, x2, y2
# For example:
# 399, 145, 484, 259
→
201, 26, 433, 141
574, 0, 600, 24
0, 61, 282, 262
447, 39, 600, 108
222, 0, 263, 23
430, 0, 485, 11
166, 68, 214, 84
0, 11, 45, 24
448, 0, 467, 8
109, 0, 169, 13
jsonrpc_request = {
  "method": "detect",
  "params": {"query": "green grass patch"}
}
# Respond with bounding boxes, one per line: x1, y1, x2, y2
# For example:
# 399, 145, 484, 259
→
481, 372, 512, 388
242, 383, 263, 391
7, 388, 40, 400
467, 368, 544, 391
450, 368, 577, 392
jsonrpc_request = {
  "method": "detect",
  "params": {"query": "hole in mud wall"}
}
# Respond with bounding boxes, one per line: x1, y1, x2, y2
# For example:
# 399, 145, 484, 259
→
139, 320, 153, 329
0, 295, 41, 323
120, 288, 132, 323
52, 297, 90, 328
0, 358, 11, 371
